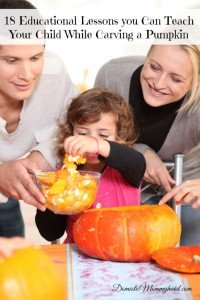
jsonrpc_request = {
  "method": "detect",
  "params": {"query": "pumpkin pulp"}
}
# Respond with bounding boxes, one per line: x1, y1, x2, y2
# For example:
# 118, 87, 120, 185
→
192, 255, 200, 263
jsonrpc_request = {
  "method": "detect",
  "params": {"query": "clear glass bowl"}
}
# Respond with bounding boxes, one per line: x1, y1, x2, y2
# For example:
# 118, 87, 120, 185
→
36, 170, 101, 215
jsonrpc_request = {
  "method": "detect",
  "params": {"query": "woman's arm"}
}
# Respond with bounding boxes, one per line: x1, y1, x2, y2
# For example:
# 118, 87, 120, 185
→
134, 144, 175, 192
99, 141, 146, 188
143, 149, 175, 192
35, 209, 67, 241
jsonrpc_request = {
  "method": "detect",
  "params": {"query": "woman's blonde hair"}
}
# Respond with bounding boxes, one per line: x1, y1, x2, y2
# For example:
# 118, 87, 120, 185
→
147, 45, 200, 112
56, 87, 138, 160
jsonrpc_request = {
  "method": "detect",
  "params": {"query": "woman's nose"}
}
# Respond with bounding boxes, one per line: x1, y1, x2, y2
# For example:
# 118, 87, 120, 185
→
153, 75, 167, 89
18, 62, 34, 81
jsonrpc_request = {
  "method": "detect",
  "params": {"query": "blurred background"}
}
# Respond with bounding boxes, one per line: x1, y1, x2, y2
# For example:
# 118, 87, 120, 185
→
21, 0, 200, 244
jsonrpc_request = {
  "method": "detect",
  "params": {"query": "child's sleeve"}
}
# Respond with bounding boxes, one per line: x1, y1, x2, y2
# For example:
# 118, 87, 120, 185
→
99, 141, 146, 188
35, 209, 67, 242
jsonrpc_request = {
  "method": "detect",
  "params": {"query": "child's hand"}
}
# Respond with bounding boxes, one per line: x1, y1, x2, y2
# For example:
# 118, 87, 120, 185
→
64, 135, 99, 156
64, 135, 110, 157
0, 237, 31, 258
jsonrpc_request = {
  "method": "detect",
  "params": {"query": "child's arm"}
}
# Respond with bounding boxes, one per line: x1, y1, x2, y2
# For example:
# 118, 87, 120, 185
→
99, 141, 146, 188
35, 209, 67, 242
64, 136, 146, 187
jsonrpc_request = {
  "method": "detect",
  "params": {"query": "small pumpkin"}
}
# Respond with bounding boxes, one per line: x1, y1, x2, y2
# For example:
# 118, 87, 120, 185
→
73, 204, 181, 262
152, 246, 200, 273
0, 246, 66, 300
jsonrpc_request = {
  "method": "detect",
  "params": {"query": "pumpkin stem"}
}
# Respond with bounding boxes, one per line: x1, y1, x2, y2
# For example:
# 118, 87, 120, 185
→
192, 255, 200, 263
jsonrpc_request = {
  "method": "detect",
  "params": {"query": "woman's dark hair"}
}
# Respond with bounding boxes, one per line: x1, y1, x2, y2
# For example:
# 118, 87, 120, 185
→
0, 0, 36, 9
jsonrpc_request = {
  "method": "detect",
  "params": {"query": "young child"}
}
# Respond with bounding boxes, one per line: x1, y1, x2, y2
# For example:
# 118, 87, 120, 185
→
35, 88, 146, 242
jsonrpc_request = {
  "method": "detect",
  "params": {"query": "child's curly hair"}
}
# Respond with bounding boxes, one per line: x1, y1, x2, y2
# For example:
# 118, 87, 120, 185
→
56, 87, 138, 159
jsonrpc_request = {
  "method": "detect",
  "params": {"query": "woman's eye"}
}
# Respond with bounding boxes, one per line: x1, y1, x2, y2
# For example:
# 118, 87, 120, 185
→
78, 132, 87, 136
150, 63, 160, 71
171, 76, 182, 83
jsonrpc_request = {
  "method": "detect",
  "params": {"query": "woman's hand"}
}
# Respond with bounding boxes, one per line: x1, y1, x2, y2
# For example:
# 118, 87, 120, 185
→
144, 149, 175, 192
159, 178, 200, 209
64, 135, 110, 157
0, 237, 31, 258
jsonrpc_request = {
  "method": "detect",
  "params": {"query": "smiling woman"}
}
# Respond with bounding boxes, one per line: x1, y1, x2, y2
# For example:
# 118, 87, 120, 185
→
140, 46, 192, 107
94, 44, 200, 246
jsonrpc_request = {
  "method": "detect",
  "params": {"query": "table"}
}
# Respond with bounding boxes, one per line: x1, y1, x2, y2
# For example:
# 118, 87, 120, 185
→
40, 244, 200, 300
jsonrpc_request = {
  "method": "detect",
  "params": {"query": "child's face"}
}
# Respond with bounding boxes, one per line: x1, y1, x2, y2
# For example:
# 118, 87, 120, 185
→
73, 112, 117, 164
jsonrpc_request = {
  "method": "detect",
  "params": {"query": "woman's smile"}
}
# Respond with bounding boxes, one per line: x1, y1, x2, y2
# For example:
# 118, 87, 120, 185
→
140, 45, 192, 107
147, 82, 169, 97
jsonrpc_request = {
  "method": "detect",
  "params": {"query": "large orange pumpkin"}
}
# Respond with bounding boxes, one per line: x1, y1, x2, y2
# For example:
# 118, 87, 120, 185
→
73, 205, 181, 262
152, 246, 200, 273
0, 247, 66, 300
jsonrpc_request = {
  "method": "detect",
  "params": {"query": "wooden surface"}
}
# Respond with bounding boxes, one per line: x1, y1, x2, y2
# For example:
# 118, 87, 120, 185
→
40, 244, 200, 300
40, 244, 67, 281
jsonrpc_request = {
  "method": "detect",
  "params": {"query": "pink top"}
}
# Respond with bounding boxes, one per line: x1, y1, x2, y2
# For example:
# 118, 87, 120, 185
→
65, 166, 141, 243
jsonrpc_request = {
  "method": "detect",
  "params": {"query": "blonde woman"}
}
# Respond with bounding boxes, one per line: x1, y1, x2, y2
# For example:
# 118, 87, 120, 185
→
95, 45, 200, 245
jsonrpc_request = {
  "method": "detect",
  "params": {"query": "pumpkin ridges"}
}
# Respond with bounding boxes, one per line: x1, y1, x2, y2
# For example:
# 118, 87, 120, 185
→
73, 205, 181, 262
171, 207, 179, 245
136, 206, 174, 256
126, 212, 136, 261
164, 205, 181, 246
154, 206, 168, 248
158, 207, 173, 248
151, 205, 180, 250
159, 207, 175, 248
74, 212, 107, 260
141, 208, 158, 254
127, 211, 151, 261
95, 211, 108, 260
123, 211, 132, 261
97, 211, 126, 261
